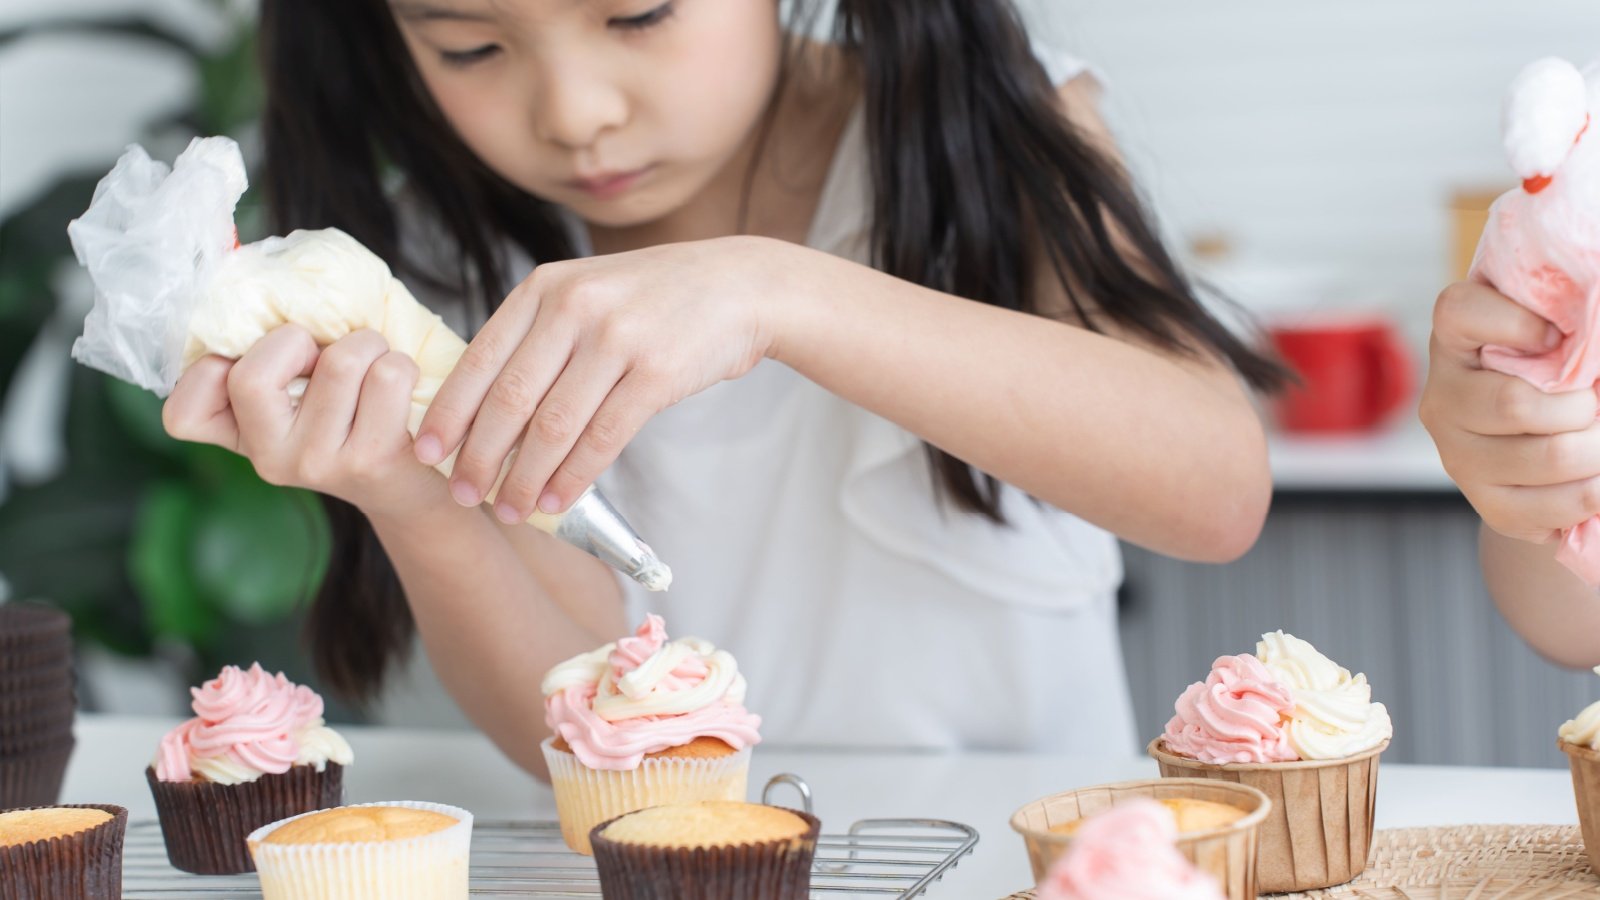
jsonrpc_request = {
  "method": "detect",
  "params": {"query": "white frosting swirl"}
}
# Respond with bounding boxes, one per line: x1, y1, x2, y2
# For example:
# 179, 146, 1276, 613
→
1256, 631, 1392, 760
176, 719, 353, 786
1560, 668, 1600, 749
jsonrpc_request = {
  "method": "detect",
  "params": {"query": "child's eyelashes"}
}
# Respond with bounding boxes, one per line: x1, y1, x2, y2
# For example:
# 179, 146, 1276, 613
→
608, 1, 675, 32
440, 44, 500, 68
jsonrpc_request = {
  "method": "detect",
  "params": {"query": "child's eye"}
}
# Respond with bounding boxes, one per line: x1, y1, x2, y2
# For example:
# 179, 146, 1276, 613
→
440, 45, 501, 67
609, 1, 675, 31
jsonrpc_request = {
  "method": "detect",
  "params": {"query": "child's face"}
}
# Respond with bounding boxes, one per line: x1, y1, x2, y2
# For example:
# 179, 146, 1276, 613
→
392, 0, 783, 228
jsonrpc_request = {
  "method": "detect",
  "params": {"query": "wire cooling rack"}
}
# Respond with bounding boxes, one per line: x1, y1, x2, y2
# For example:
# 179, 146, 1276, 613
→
120, 775, 979, 899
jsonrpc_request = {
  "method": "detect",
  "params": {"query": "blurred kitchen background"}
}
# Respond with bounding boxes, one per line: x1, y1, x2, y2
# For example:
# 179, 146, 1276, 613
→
2, 0, 1598, 765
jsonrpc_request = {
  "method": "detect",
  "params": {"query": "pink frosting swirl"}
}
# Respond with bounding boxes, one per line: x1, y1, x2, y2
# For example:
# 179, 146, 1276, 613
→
1163, 654, 1296, 764
1037, 800, 1227, 900
543, 616, 762, 770
154, 663, 326, 782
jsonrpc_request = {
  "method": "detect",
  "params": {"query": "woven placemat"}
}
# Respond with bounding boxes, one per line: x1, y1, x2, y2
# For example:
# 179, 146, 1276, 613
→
1003, 824, 1600, 899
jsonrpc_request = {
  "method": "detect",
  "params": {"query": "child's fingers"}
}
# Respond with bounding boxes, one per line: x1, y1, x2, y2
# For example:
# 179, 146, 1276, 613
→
226, 324, 321, 448
1449, 367, 1597, 436
162, 355, 240, 451
348, 351, 421, 456
1433, 281, 1560, 364
297, 330, 389, 452
1478, 476, 1600, 541
1447, 421, 1600, 488
540, 371, 658, 516
492, 348, 627, 523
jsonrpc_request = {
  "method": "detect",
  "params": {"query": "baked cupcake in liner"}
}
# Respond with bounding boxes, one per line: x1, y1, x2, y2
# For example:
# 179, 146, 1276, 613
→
0, 803, 127, 899
247, 800, 472, 900
589, 801, 819, 900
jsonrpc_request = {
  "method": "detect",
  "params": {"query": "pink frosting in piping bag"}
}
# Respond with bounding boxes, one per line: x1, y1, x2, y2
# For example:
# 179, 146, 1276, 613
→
1036, 799, 1227, 900
543, 615, 762, 770
1163, 654, 1296, 764
155, 663, 327, 782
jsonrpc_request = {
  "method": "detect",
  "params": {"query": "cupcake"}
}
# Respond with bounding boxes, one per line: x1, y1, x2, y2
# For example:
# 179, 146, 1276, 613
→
147, 663, 353, 874
0, 804, 128, 899
1033, 799, 1227, 900
0, 603, 77, 808
590, 801, 819, 899
541, 615, 761, 855
1149, 631, 1391, 893
247, 801, 472, 900
1558, 667, 1600, 872
1009, 778, 1268, 899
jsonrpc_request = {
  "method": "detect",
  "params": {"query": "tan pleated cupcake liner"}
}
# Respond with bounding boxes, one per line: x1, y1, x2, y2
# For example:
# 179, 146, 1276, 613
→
542, 737, 753, 856
146, 762, 345, 874
1009, 777, 1270, 900
1561, 739, 1600, 875
247, 800, 473, 900
0, 738, 76, 808
0, 803, 127, 900
1150, 738, 1386, 893
590, 806, 820, 900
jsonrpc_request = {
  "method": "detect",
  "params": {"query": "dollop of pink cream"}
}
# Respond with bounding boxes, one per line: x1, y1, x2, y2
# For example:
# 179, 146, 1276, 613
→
1163, 653, 1297, 764
154, 663, 325, 782
1037, 800, 1227, 900
546, 616, 761, 770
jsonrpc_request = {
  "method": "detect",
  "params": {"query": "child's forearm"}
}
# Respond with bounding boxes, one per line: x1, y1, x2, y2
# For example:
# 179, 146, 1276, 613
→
764, 243, 1271, 563
1481, 523, 1600, 668
366, 499, 618, 780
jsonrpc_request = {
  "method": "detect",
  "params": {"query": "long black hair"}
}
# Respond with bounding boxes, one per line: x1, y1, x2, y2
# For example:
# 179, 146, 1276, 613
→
258, 0, 1288, 703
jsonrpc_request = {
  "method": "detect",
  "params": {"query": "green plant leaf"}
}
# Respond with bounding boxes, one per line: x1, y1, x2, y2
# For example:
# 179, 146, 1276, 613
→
191, 477, 329, 626
129, 481, 217, 645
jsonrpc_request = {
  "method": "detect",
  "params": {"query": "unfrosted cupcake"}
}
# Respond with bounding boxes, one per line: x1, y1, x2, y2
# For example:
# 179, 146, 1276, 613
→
590, 801, 819, 900
541, 615, 761, 855
147, 663, 353, 873
0, 804, 128, 899
247, 801, 472, 900
1559, 667, 1600, 872
1034, 799, 1226, 900
1148, 631, 1391, 892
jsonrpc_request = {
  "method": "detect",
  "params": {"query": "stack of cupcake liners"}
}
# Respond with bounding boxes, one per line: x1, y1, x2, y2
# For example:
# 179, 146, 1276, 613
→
0, 603, 78, 809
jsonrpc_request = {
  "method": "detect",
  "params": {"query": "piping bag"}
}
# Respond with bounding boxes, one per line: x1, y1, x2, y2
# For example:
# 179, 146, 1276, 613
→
66, 136, 671, 591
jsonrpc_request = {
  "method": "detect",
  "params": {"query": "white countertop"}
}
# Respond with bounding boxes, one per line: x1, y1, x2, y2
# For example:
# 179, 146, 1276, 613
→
65, 715, 1576, 898
1269, 418, 1456, 492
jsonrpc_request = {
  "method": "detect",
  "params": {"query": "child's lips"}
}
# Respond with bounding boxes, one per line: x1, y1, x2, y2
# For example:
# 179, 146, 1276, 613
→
569, 165, 655, 200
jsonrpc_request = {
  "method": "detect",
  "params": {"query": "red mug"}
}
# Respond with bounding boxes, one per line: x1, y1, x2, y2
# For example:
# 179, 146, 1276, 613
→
1268, 316, 1414, 433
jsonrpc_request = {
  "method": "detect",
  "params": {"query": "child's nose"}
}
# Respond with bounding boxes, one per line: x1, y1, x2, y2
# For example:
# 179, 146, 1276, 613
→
533, 63, 629, 151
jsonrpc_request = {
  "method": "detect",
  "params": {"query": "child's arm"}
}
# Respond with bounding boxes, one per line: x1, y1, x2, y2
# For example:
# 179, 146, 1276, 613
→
164, 323, 621, 778
1420, 280, 1600, 668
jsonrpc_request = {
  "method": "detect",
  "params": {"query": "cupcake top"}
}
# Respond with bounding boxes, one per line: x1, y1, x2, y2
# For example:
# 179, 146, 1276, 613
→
261, 806, 459, 845
154, 663, 353, 784
1049, 798, 1245, 836
597, 801, 811, 849
0, 808, 112, 848
542, 615, 761, 770
1035, 799, 1227, 900
1163, 632, 1391, 765
1560, 667, 1600, 748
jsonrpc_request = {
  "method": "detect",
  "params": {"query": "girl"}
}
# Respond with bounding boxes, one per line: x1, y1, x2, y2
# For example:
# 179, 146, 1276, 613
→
162, 0, 1286, 776
1421, 281, 1600, 669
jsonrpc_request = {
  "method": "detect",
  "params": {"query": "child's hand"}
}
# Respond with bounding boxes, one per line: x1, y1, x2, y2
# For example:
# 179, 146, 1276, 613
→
163, 324, 445, 518
1420, 281, 1600, 543
414, 236, 787, 523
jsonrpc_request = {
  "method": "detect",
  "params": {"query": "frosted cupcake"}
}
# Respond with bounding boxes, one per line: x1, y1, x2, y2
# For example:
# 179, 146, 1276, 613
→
541, 615, 760, 854
247, 801, 472, 900
1559, 667, 1600, 872
1034, 799, 1226, 900
147, 663, 353, 874
1149, 631, 1391, 892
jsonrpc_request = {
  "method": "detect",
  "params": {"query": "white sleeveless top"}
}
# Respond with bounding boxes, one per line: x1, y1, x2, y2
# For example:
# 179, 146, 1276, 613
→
580, 47, 1139, 755
410, 45, 1137, 754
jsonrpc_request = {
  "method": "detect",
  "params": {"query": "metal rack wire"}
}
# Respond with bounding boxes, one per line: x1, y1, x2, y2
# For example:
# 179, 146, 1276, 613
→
120, 775, 979, 899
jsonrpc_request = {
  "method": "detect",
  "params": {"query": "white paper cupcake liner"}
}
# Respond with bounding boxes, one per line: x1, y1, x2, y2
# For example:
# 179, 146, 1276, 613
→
246, 800, 472, 900
541, 737, 752, 855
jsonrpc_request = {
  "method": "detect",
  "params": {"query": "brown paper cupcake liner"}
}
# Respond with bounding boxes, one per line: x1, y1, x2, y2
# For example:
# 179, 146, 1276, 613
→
0, 699, 77, 733
0, 732, 77, 761
1150, 737, 1385, 893
146, 762, 345, 874
0, 739, 76, 808
590, 806, 821, 900
0, 689, 76, 723
0, 661, 74, 689
0, 603, 72, 640
0, 647, 73, 675
1560, 739, 1600, 873
1009, 777, 1270, 900
0, 803, 126, 899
